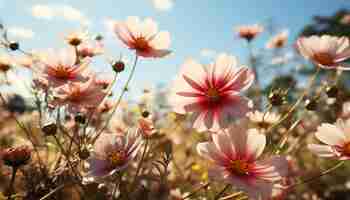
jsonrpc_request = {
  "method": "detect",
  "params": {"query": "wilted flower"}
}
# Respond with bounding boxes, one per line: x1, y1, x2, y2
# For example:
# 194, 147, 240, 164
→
0, 54, 13, 72
197, 122, 288, 200
170, 54, 254, 132
65, 30, 88, 46
2, 145, 31, 168
266, 30, 288, 49
113, 16, 171, 58
52, 77, 107, 113
88, 130, 142, 177
247, 111, 280, 130
35, 48, 90, 88
296, 35, 350, 70
308, 119, 350, 160
235, 24, 263, 42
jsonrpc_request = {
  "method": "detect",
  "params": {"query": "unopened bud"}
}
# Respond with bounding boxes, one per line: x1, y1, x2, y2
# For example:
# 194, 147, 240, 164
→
112, 61, 125, 73
41, 122, 57, 136
268, 89, 288, 106
2, 146, 31, 168
326, 85, 338, 98
305, 98, 318, 111
9, 42, 19, 51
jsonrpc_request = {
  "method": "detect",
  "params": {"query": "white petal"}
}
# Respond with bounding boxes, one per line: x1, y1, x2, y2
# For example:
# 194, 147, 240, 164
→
308, 144, 338, 158
245, 129, 266, 161
315, 123, 346, 145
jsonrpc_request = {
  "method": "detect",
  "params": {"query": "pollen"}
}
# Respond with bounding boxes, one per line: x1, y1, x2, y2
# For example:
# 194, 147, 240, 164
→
207, 87, 220, 101
313, 52, 334, 66
134, 37, 150, 51
108, 150, 126, 167
228, 160, 250, 176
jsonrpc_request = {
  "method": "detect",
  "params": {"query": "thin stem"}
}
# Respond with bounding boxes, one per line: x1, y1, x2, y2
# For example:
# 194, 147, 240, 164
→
219, 191, 244, 200
287, 161, 344, 189
131, 139, 149, 187
39, 183, 66, 200
214, 184, 230, 200
92, 54, 139, 144
183, 183, 210, 200
6, 167, 17, 200
274, 117, 302, 154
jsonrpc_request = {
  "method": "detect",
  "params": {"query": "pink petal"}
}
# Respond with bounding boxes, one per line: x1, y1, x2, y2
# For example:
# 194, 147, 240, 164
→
308, 144, 339, 158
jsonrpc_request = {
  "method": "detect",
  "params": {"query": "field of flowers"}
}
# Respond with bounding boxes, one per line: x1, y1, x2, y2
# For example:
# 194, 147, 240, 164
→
1, 7, 350, 200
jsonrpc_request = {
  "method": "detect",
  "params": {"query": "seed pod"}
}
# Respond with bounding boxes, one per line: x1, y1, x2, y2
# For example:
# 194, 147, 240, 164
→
142, 110, 150, 118
75, 114, 86, 124
41, 122, 57, 136
2, 146, 31, 168
78, 148, 90, 160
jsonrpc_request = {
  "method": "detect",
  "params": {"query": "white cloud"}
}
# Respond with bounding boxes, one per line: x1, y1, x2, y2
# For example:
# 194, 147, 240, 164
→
31, 4, 55, 19
8, 27, 35, 39
151, 0, 174, 11
31, 4, 90, 25
200, 48, 217, 58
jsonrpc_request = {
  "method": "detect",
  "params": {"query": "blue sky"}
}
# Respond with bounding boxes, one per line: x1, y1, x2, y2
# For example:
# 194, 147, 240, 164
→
1, 0, 350, 98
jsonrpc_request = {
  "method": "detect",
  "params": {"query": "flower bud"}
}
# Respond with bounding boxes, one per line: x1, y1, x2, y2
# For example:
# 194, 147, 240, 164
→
112, 61, 125, 73
305, 98, 318, 111
326, 85, 338, 98
141, 110, 150, 118
268, 89, 288, 106
75, 114, 86, 124
9, 42, 19, 51
41, 122, 57, 136
2, 146, 31, 168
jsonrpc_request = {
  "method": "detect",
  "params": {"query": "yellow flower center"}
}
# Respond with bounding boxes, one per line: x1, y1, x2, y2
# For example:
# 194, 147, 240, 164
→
108, 150, 126, 167
207, 87, 220, 101
228, 160, 250, 176
134, 37, 150, 51
313, 52, 334, 66
54, 65, 71, 79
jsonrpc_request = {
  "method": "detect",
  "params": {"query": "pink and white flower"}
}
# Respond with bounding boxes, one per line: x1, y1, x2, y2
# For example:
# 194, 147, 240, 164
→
197, 122, 288, 200
113, 16, 171, 58
35, 48, 90, 88
170, 54, 254, 132
51, 76, 107, 113
235, 24, 263, 42
296, 35, 350, 70
308, 119, 350, 160
77, 41, 104, 58
266, 30, 288, 49
88, 130, 142, 177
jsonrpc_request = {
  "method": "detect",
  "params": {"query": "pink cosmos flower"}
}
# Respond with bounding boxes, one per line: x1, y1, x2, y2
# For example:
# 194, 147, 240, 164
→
88, 130, 142, 177
235, 24, 264, 42
170, 54, 254, 132
197, 122, 288, 200
51, 76, 107, 113
308, 119, 350, 160
137, 118, 156, 138
36, 48, 90, 88
341, 14, 350, 25
266, 30, 288, 49
296, 35, 350, 70
113, 16, 171, 58
77, 41, 104, 58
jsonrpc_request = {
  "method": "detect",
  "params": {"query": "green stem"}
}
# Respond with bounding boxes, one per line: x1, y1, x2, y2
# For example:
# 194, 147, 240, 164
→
92, 54, 139, 144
